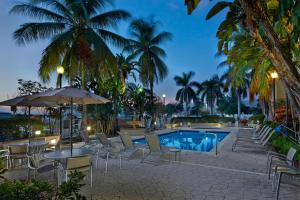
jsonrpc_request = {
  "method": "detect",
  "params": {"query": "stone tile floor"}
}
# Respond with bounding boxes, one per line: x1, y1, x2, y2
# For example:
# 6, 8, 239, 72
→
3, 128, 300, 200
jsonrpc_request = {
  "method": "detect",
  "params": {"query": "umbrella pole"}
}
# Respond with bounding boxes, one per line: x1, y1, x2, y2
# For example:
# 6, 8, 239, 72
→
28, 106, 31, 145
70, 98, 73, 155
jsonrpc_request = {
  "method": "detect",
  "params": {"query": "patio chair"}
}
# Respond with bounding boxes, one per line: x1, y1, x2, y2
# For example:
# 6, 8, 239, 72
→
96, 133, 123, 172
267, 147, 297, 179
60, 155, 93, 187
232, 128, 275, 151
143, 134, 170, 165
0, 149, 9, 169
8, 144, 28, 168
236, 126, 271, 143
79, 134, 102, 169
272, 164, 300, 200
26, 152, 51, 180
119, 132, 148, 159
237, 125, 267, 140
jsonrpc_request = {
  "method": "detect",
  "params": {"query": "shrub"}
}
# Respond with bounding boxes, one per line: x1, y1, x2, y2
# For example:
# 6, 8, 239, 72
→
170, 115, 235, 124
0, 171, 86, 200
271, 133, 300, 161
248, 114, 265, 124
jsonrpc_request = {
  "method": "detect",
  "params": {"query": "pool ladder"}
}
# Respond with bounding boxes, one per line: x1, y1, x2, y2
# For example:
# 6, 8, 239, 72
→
202, 131, 218, 156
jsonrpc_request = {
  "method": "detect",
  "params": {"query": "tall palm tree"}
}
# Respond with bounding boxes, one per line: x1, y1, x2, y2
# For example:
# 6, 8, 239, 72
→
10, 0, 131, 83
174, 71, 201, 116
200, 75, 223, 115
125, 17, 172, 126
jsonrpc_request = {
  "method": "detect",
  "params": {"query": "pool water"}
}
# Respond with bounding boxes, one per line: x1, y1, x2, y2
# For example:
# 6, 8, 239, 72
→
133, 130, 229, 152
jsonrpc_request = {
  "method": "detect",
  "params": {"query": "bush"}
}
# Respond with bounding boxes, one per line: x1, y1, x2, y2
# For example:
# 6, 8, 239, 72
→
170, 115, 235, 124
0, 171, 86, 200
271, 133, 300, 161
248, 114, 265, 124
0, 116, 44, 142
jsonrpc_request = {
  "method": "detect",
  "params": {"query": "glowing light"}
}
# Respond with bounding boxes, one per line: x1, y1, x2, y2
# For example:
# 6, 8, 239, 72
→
271, 71, 279, 79
162, 94, 166, 98
56, 65, 64, 75
87, 126, 91, 131
35, 130, 41, 135
50, 139, 57, 145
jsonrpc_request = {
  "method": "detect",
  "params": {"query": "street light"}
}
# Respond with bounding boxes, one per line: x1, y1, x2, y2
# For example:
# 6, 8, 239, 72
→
57, 65, 64, 140
162, 94, 166, 105
271, 71, 279, 119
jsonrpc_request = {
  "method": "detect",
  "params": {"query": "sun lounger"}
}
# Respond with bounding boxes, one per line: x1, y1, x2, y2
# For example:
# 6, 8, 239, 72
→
118, 132, 148, 159
232, 128, 275, 151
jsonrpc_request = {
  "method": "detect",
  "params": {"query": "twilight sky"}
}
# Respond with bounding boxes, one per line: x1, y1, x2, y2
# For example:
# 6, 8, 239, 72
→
0, 0, 227, 103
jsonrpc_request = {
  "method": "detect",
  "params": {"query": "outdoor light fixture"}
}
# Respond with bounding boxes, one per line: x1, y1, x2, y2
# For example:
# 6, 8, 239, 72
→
162, 94, 166, 98
271, 71, 279, 119
138, 87, 143, 93
56, 65, 64, 75
35, 130, 41, 135
50, 139, 57, 145
87, 126, 92, 131
271, 71, 279, 79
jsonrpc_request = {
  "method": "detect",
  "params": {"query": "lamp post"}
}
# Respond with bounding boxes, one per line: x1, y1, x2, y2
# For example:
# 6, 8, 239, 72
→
57, 65, 64, 139
271, 71, 278, 119
162, 94, 166, 106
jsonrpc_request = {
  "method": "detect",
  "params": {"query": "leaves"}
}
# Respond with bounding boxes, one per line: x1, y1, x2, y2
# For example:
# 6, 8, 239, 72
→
206, 1, 232, 20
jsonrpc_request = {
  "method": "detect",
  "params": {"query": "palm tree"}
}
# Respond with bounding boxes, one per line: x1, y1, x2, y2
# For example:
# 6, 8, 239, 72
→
11, 0, 131, 83
125, 17, 172, 126
116, 53, 139, 91
174, 71, 201, 116
200, 75, 223, 115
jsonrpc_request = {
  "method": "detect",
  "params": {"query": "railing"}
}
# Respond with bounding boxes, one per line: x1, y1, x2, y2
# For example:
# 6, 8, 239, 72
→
204, 131, 218, 156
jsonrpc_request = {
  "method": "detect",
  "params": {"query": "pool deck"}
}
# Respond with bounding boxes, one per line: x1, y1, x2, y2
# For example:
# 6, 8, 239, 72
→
3, 127, 300, 200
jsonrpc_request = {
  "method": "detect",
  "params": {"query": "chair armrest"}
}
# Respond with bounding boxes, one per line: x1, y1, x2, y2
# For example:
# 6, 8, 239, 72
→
274, 164, 300, 173
267, 151, 285, 159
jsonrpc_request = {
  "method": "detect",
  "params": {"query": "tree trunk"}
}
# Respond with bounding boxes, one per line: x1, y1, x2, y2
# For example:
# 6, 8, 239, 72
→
239, 0, 300, 117
150, 81, 155, 129
237, 89, 241, 121
80, 62, 89, 142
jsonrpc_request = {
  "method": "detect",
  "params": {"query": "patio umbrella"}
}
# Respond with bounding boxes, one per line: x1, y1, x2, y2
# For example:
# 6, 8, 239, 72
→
28, 87, 110, 153
0, 95, 55, 140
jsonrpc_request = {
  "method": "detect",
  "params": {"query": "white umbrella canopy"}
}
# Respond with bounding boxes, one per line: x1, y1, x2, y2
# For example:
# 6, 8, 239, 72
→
0, 95, 54, 107
28, 87, 110, 105
27, 86, 110, 153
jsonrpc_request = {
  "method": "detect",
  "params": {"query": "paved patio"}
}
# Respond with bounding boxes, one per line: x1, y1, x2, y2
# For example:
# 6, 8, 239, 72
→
3, 128, 300, 200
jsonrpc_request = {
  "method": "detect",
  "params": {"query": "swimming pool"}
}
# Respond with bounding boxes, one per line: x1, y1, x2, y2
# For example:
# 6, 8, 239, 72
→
133, 130, 229, 152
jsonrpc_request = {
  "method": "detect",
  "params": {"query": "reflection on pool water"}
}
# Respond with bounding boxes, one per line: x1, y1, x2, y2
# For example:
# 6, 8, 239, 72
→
133, 130, 229, 152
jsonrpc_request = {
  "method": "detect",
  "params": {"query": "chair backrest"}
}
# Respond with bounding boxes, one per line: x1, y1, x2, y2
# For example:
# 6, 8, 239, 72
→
262, 129, 275, 146
66, 155, 91, 170
8, 145, 27, 155
260, 127, 272, 141
80, 131, 90, 144
96, 133, 110, 146
145, 134, 161, 152
27, 153, 41, 168
119, 133, 134, 149
286, 147, 297, 165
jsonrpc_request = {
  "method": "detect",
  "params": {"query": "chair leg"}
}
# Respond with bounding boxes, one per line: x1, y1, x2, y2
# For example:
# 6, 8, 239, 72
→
65, 172, 68, 182
90, 167, 93, 187
276, 172, 282, 200
105, 152, 109, 173
268, 160, 273, 179
119, 155, 122, 169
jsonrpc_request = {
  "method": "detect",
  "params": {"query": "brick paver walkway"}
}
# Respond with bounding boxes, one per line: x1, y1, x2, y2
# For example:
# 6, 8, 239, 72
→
4, 128, 300, 200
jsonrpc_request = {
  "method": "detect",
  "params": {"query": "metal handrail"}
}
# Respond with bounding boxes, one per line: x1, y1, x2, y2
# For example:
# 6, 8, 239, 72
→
204, 131, 218, 156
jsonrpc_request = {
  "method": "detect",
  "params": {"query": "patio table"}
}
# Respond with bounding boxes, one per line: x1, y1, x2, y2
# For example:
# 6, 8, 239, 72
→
9, 141, 48, 147
44, 148, 93, 160
44, 148, 93, 185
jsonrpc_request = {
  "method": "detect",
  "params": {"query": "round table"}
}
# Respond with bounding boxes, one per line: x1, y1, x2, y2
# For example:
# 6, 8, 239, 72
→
44, 148, 93, 160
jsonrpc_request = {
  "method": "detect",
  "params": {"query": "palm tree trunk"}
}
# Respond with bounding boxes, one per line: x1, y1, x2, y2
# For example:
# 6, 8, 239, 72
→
80, 62, 88, 142
150, 81, 155, 128
237, 89, 241, 121
239, 0, 300, 117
